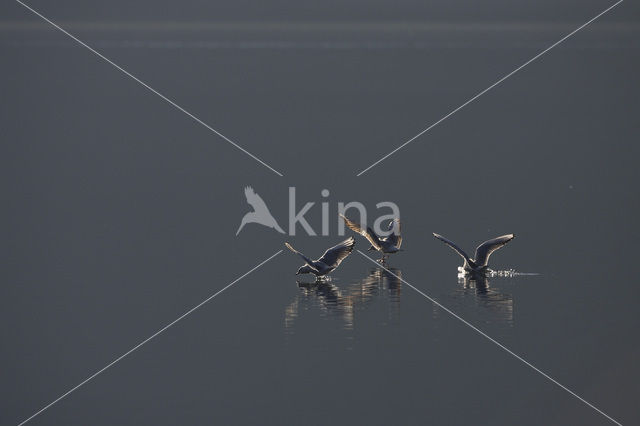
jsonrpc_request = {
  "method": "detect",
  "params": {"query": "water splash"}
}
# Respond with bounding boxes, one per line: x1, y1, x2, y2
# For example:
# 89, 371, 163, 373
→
487, 269, 540, 277
457, 266, 540, 278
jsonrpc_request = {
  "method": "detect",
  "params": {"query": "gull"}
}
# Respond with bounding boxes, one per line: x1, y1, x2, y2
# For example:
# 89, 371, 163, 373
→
341, 214, 402, 262
433, 233, 515, 274
285, 237, 355, 278
236, 186, 285, 235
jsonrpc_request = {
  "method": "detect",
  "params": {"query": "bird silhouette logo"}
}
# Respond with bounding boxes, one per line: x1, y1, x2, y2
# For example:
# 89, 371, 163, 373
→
236, 186, 285, 235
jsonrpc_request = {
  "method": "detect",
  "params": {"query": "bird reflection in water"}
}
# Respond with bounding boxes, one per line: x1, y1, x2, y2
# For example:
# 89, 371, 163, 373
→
455, 272, 514, 325
284, 267, 403, 333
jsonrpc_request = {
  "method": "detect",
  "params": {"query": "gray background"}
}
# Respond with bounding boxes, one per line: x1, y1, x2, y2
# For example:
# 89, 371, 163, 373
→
1, 0, 638, 425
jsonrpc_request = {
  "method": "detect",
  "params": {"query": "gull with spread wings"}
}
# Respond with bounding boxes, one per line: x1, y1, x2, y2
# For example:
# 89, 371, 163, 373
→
285, 237, 355, 278
433, 233, 515, 274
340, 214, 402, 263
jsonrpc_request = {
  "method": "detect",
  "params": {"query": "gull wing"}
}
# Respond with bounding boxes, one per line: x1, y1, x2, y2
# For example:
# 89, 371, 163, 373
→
433, 233, 471, 263
284, 242, 318, 273
386, 218, 402, 249
341, 215, 382, 250
317, 237, 355, 268
474, 234, 515, 267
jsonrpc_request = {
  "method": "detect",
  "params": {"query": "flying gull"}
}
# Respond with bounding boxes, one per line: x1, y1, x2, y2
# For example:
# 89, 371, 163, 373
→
433, 233, 515, 274
341, 214, 402, 262
285, 237, 355, 278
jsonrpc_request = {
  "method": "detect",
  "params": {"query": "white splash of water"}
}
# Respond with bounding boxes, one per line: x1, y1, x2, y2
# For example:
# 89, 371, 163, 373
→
487, 269, 540, 278
457, 266, 539, 278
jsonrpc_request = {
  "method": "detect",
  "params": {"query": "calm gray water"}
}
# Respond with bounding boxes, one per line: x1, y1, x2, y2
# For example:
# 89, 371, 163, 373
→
1, 1, 639, 425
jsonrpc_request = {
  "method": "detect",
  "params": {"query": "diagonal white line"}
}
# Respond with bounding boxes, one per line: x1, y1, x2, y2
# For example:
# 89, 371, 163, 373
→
14, 0, 284, 177
357, 250, 623, 426
356, 0, 624, 176
17, 250, 283, 426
